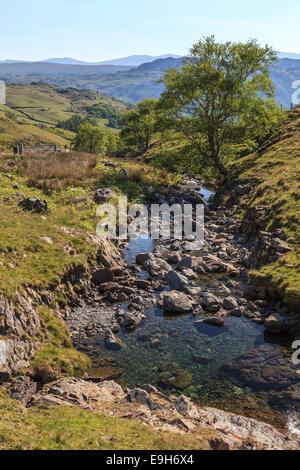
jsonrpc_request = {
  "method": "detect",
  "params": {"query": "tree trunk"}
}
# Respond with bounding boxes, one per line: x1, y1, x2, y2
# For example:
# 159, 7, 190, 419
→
213, 153, 228, 176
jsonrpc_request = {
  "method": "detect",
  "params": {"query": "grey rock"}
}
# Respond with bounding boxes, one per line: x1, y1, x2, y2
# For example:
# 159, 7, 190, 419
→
166, 270, 189, 291
168, 252, 182, 264
178, 256, 198, 271
94, 188, 116, 203
203, 294, 222, 313
104, 329, 122, 350
92, 268, 114, 285
202, 317, 225, 327
223, 297, 239, 311
163, 291, 193, 313
18, 196, 48, 213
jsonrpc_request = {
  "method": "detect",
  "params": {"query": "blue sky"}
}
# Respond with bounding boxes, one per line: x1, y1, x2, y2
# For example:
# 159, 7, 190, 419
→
0, 0, 299, 61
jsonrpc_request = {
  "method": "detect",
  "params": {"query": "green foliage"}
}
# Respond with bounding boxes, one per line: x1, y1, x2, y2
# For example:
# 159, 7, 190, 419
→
121, 99, 160, 154
159, 36, 285, 175
57, 115, 97, 132
5, 82, 130, 130
221, 107, 300, 310
73, 123, 120, 155
86, 104, 125, 128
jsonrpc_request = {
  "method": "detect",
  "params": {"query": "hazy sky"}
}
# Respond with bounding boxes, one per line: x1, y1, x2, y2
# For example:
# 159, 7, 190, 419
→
1, 0, 299, 61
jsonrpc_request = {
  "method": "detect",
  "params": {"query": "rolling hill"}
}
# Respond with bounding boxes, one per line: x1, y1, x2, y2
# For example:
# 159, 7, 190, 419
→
5, 82, 131, 127
0, 106, 71, 152
0, 83, 132, 152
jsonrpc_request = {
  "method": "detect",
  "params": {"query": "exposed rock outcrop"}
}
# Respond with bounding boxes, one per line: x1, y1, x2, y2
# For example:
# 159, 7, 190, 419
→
26, 378, 300, 450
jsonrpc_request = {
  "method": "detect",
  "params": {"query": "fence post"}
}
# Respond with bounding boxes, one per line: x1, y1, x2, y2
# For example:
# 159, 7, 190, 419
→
19, 143, 24, 154
53, 144, 57, 152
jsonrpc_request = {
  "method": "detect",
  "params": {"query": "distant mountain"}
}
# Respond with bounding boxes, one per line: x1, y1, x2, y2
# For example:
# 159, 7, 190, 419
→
0, 61, 131, 75
0, 59, 29, 64
0, 56, 299, 108
42, 57, 90, 65
0, 54, 181, 67
97, 54, 181, 66
278, 52, 300, 60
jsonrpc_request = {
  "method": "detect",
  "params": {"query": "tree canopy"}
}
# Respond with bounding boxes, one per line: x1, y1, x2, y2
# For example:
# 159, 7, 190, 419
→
159, 36, 285, 175
73, 123, 119, 155
120, 99, 159, 154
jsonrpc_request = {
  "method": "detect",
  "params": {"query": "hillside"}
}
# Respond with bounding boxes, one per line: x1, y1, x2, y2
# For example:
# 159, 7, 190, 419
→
219, 107, 300, 311
1, 57, 299, 105
0, 107, 71, 152
5, 83, 131, 128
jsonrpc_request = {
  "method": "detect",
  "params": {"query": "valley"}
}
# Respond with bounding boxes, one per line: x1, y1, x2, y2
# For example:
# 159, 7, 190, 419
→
1, 57, 300, 106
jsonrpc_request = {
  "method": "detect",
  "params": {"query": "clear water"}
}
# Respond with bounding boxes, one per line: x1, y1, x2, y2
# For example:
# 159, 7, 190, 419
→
88, 188, 300, 428
197, 187, 215, 202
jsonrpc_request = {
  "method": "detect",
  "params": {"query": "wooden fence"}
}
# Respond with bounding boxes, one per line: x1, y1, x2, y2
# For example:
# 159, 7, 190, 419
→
14, 143, 58, 154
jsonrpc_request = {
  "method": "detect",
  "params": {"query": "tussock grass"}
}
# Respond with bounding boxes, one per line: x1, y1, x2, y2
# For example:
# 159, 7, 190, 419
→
19, 151, 97, 189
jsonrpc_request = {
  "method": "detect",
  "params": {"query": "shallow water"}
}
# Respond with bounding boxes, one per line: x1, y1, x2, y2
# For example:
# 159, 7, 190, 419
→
88, 188, 300, 428
197, 187, 215, 202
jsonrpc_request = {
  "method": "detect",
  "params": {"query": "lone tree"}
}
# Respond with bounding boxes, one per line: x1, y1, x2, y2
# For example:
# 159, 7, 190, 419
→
159, 36, 284, 175
121, 99, 158, 154
73, 123, 119, 155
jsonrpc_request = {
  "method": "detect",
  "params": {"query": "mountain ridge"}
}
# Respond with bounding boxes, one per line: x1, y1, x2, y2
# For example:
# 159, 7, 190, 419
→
0, 51, 298, 65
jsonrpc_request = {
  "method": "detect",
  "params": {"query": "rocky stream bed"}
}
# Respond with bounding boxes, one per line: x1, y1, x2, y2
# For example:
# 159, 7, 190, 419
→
64, 177, 300, 437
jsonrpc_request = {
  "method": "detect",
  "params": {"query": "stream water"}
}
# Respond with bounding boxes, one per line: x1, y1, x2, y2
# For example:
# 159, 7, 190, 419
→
85, 188, 300, 430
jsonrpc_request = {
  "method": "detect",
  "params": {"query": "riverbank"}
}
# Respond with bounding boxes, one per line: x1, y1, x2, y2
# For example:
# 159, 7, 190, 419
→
0, 151, 299, 450
63, 176, 300, 433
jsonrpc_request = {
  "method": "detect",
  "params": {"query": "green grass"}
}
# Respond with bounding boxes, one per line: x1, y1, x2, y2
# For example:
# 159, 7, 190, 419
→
223, 107, 300, 311
0, 110, 70, 152
30, 343, 91, 383
5, 82, 130, 128
0, 151, 179, 378
0, 389, 215, 450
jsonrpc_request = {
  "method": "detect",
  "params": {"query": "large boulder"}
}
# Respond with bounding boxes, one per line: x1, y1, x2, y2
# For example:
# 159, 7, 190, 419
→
136, 253, 154, 266
178, 256, 198, 271
223, 297, 239, 311
18, 196, 48, 213
264, 314, 295, 335
202, 317, 225, 327
104, 329, 123, 350
168, 252, 182, 264
92, 268, 114, 285
203, 294, 222, 313
31, 378, 125, 408
166, 270, 189, 291
163, 291, 193, 314
94, 188, 116, 203
117, 311, 143, 331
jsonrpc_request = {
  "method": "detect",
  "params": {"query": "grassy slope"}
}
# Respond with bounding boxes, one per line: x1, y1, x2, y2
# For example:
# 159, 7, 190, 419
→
6, 83, 130, 127
0, 153, 175, 297
0, 390, 214, 450
0, 109, 71, 152
0, 152, 198, 450
225, 107, 300, 310
0, 152, 177, 376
